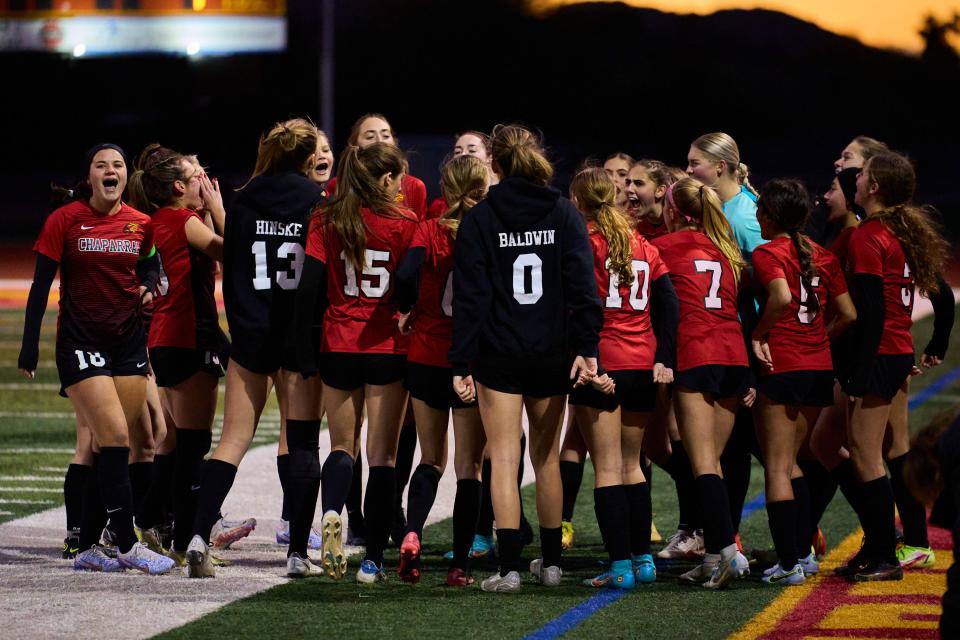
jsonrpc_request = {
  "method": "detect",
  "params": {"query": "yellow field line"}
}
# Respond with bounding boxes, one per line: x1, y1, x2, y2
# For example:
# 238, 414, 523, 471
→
727, 528, 864, 640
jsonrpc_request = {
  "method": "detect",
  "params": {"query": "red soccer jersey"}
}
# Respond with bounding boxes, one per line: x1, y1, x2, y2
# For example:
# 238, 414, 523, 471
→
147, 207, 219, 350
34, 200, 154, 346
652, 230, 748, 371
634, 216, 670, 242
327, 175, 428, 221
427, 197, 447, 220
407, 218, 456, 367
828, 225, 857, 273
752, 237, 848, 372
590, 226, 668, 370
306, 207, 418, 354
848, 218, 915, 355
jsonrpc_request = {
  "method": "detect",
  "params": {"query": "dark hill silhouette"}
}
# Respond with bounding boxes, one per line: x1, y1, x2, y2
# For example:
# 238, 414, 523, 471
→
0, 0, 957, 236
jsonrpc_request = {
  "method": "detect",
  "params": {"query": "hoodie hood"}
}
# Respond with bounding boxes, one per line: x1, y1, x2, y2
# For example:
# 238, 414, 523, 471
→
485, 177, 562, 232
240, 171, 324, 219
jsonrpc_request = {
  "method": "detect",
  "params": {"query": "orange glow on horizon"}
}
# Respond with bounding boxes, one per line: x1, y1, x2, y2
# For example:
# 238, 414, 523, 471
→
530, 0, 959, 52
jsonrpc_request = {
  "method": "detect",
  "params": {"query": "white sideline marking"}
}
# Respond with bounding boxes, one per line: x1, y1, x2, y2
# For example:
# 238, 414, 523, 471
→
0, 411, 71, 419
0, 448, 74, 454
0, 487, 61, 493
0, 511, 11, 516
0, 476, 61, 482
0, 383, 60, 391
0, 498, 55, 505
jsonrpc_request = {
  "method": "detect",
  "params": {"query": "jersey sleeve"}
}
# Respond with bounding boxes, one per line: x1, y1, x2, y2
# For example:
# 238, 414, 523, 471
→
33, 208, 68, 262
139, 218, 156, 258
750, 245, 785, 287
305, 215, 326, 263
410, 220, 433, 260
407, 177, 428, 221
849, 225, 885, 276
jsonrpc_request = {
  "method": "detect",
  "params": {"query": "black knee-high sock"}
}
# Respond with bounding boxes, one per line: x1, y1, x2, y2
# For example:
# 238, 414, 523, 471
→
406, 464, 441, 538
346, 451, 364, 525
860, 476, 898, 563
722, 407, 755, 532
286, 419, 322, 558
624, 482, 652, 556
540, 526, 562, 568
79, 455, 106, 551
192, 458, 237, 544
395, 421, 417, 509
64, 463, 91, 532
835, 459, 865, 521
767, 499, 799, 569
799, 458, 837, 540
888, 453, 929, 548
173, 429, 212, 552
792, 477, 813, 559
477, 458, 494, 537
128, 461, 153, 517
363, 466, 396, 565
662, 440, 698, 531
277, 454, 291, 522
497, 528, 522, 575
594, 485, 631, 562
137, 453, 174, 530
695, 474, 736, 554
452, 479, 481, 570
321, 449, 354, 515
560, 460, 585, 522
98, 447, 137, 554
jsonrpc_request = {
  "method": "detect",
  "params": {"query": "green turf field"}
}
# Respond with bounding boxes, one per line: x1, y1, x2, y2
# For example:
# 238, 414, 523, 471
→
2, 306, 958, 639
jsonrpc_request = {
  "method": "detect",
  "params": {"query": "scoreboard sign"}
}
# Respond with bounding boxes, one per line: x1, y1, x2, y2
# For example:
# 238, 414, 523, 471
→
0, 1, 286, 55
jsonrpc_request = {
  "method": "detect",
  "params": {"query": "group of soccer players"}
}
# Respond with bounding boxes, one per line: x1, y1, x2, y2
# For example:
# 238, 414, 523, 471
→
17, 116, 955, 592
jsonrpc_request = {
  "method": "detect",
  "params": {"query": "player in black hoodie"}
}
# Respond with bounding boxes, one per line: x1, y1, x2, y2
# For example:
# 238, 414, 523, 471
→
185, 119, 327, 578
449, 125, 603, 593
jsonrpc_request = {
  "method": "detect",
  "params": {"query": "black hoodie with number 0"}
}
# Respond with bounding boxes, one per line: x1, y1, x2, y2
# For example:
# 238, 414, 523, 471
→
448, 177, 602, 376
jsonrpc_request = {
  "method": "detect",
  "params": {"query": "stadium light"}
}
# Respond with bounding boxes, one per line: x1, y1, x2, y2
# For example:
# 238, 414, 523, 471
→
72, 43, 86, 57
186, 42, 201, 56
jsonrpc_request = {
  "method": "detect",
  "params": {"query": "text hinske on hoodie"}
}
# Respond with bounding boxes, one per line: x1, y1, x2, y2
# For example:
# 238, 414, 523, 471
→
255, 220, 304, 237
498, 230, 556, 248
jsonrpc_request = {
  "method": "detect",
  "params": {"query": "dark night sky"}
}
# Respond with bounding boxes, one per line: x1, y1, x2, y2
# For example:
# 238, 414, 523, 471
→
1, 0, 958, 240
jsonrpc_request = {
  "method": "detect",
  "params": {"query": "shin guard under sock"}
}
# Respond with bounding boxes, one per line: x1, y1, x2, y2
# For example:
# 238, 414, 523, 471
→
192, 458, 237, 544
363, 466, 396, 565
888, 453, 929, 548
594, 485, 630, 562
286, 419, 322, 558
452, 479, 481, 569
98, 447, 137, 553
64, 463, 91, 532
172, 429, 212, 551
406, 464, 442, 538
321, 449, 354, 516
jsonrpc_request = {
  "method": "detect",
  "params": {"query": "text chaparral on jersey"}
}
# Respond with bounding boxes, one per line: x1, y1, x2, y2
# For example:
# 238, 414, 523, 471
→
78, 238, 142, 255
